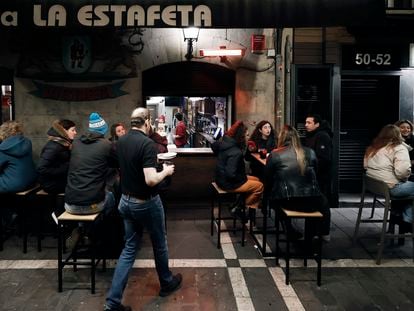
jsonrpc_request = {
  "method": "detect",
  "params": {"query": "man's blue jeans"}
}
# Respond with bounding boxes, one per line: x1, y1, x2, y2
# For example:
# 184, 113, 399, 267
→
105, 194, 173, 308
390, 181, 414, 223
64, 191, 115, 215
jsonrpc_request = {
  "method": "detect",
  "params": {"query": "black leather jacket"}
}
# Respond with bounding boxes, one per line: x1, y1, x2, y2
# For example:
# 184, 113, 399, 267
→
265, 145, 321, 201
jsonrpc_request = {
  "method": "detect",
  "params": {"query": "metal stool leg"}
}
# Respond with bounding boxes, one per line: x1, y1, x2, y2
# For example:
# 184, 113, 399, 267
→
275, 212, 280, 266
57, 221, 63, 292
0, 212, 3, 251
210, 195, 214, 237
285, 218, 291, 285
241, 205, 246, 247
217, 197, 222, 249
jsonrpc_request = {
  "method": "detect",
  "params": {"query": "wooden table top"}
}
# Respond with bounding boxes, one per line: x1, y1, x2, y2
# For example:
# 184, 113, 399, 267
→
251, 153, 267, 165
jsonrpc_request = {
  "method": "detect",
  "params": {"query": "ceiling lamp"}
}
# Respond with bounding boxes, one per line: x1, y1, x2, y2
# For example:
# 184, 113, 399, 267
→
182, 27, 200, 61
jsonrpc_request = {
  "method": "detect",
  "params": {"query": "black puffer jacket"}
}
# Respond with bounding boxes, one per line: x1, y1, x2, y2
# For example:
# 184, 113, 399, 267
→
211, 136, 247, 190
65, 132, 117, 205
304, 120, 333, 183
37, 122, 72, 194
265, 145, 321, 201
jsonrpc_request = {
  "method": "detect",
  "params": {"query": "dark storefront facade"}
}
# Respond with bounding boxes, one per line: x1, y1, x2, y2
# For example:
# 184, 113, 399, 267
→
2, 0, 413, 202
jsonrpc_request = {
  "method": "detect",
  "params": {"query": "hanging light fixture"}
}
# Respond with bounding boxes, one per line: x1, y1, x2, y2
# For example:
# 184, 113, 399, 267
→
182, 27, 200, 61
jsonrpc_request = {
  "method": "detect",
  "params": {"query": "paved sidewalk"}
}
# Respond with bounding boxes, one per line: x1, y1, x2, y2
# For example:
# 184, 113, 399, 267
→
0, 205, 413, 311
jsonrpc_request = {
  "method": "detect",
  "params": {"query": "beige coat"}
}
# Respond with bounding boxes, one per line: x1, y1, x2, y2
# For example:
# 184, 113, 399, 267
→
364, 143, 411, 188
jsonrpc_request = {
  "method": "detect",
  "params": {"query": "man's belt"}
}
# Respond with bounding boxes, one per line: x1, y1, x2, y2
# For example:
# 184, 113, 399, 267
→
123, 192, 157, 202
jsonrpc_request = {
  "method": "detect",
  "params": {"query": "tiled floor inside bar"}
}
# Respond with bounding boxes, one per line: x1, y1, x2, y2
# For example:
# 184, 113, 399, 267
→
0, 203, 414, 311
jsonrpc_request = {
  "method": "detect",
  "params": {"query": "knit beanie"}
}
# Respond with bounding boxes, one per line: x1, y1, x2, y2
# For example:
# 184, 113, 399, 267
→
88, 112, 108, 135
59, 119, 76, 130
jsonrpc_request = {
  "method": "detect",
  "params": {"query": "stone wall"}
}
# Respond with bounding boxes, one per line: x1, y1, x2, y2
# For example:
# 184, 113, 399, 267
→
15, 78, 139, 163
10, 28, 277, 162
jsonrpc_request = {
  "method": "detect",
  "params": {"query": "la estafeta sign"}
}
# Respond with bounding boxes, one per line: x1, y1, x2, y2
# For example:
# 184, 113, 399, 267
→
0, 4, 212, 28
0, 0, 384, 29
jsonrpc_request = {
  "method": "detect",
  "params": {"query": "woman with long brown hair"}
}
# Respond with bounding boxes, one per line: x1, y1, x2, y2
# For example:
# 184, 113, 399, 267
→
246, 120, 277, 180
364, 124, 413, 232
265, 125, 331, 239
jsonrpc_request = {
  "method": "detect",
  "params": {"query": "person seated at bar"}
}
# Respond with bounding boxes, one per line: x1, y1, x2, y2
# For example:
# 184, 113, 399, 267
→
109, 123, 126, 142
212, 120, 264, 219
107, 122, 126, 205
395, 119, 414, 166
364, 124, 414, 233
64, 112, 117, 215
246, 120, 277, 180
0, 120, 37, 193
265, 125, 331, 240
37, 119, 77, 194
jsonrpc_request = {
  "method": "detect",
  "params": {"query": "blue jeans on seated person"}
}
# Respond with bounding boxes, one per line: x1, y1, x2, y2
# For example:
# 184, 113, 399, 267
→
389, 181, 414, 223
64, 191, 115, 215
105, 194, 173, 309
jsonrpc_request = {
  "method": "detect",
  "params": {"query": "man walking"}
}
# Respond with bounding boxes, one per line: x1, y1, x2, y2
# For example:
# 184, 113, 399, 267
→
104, 108, 181, 311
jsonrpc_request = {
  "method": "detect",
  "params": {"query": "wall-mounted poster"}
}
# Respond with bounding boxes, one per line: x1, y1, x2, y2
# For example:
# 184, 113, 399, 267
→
62, 36, 92, 74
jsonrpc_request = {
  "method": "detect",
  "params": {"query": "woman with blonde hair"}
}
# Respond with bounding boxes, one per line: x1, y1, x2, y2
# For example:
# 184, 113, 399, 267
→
0, 121, 37, 193
364, 124, 413, 232
265, 125, 331, 239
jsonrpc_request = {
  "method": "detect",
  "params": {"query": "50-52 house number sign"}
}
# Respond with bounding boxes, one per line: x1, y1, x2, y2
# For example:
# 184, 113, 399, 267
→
342, 46, 402, 70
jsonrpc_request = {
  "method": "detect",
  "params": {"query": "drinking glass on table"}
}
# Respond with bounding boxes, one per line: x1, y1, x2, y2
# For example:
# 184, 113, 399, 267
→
258, 148, 267, 159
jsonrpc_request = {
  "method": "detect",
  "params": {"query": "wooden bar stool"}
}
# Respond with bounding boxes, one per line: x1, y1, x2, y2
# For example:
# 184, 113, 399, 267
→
210, 182, 248, 248
249, 199, 278, 257
276, 208, 323, 286
57, 211, 105, 294
353, 175, 414, 265
0, 184, 40, 253
36, 190, 65, 252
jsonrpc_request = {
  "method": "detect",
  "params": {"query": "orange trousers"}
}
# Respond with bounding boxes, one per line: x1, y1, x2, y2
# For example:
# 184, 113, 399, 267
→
229, 175, 264, 209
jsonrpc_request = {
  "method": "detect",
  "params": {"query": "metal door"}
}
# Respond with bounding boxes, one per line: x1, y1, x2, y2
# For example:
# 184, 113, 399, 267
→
339, 75, 400, 192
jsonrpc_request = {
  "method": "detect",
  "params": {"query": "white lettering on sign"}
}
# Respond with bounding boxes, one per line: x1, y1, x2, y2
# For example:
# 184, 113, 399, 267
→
355, 53, 392, 66
0, 4, 212, 28
77, 4, 211, 27
127, 6, 145, 26
147, 5, 161, 26
0, 11, 18, 26
194, 5, 211, 27
33, 4, 67, 27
